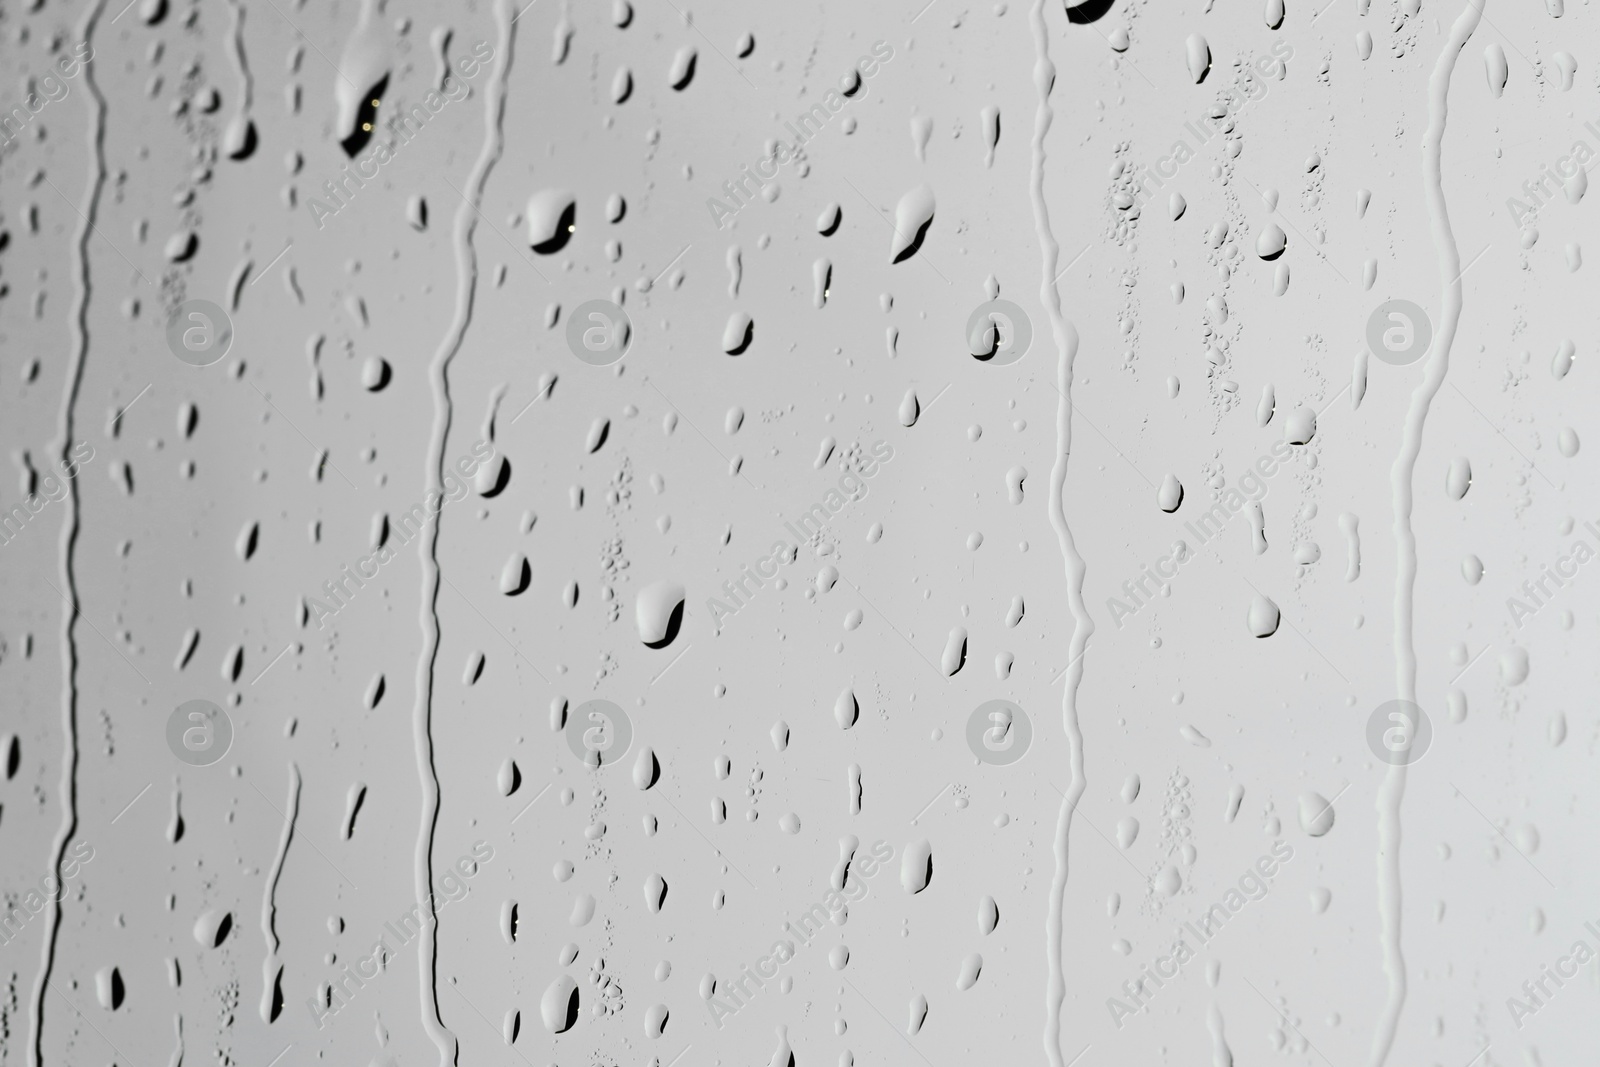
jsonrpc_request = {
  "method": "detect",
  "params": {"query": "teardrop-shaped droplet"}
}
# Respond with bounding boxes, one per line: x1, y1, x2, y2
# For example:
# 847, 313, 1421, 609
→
1565, 166, 1587, 204
978, 895, 999, 934
941, 626, 967, 676
633, 747, 660, 789
1247, 594, 1280, 638
1256, 222, 1286, 259
332, 4, 390, 156
1185, 34, 1211, 83
1298, 792, 1336, 836
835, 688, 859, 729
669, 45, 697, 90
907, 993, 929, 1034
500, 553, 531, 596
1484, 43, 1508, 97
1284, 406, 1315, 445
768, 1025, 794, 1067
497, 758, 520, 796
1158, 473, 1183, 513
644, 873, 667, 912
722, 311, 754, 354
956, 953, 983, 990
1553, 51, 1577, 90
193, 909, 232, 948
526, 188, 576, 252
889, 184, 936, 263
980, 105, 1000, 167
1553, 339, 1576, 379
636, 580, 686, 647
899, 388, 920, 427
540, 975, 580, 1033
901, 839, 933, 894
223, 114, 257, 160
96, 965, 125, 1010
586, 416, 610, 453
1445, 456, 1472, 500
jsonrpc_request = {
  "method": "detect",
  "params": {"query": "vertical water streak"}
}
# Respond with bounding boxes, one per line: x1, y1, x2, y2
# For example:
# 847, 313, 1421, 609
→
1373, 2, 1483, 1064
31, 2, 107, 1064
410, 4, 516, 1063
260, 762, 300, 1023
225, 0, 254, 117
1029, 2, 1094, 1063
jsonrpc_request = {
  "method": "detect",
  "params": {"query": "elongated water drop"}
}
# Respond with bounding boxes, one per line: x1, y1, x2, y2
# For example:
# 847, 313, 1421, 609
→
889, 184, 936, 263
1484, 43, 1508, 97
1186, 34, 1211, 82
